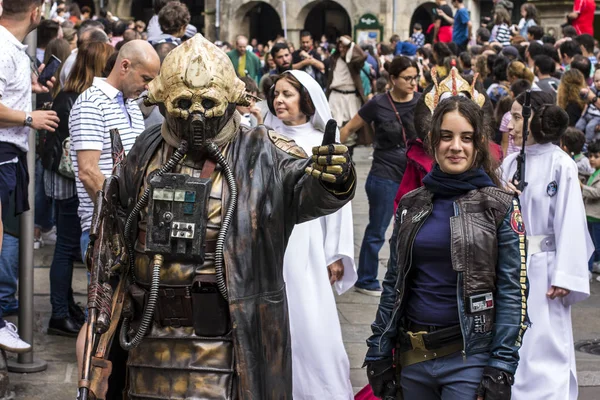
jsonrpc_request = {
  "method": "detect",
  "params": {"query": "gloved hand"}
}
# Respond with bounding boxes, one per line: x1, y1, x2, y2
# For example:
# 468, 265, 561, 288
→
366, 359, 396, 399
475, 366, 514, 400
305, 120, 352, 184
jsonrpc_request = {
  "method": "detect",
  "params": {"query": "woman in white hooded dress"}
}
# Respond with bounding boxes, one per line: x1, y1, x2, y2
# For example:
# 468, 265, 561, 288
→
264, 70, 357, 399
502, 91, 593, 400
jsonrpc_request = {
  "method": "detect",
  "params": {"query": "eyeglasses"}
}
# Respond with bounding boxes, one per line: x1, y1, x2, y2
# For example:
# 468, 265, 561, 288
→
398, 75, 420, 83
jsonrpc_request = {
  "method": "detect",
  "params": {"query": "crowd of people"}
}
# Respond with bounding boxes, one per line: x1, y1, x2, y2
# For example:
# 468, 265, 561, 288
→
0, 0, 599, 398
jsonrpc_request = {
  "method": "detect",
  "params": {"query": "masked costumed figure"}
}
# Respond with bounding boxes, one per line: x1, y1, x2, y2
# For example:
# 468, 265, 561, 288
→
80, 34, 355, 400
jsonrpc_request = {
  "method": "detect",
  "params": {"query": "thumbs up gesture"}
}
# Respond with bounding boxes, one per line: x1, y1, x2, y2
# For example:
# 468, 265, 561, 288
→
305, 120, 352, 184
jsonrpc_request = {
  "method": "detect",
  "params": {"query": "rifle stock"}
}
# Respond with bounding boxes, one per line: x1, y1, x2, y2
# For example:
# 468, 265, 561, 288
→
512, 90, 531, 192
79, 129, 127, 399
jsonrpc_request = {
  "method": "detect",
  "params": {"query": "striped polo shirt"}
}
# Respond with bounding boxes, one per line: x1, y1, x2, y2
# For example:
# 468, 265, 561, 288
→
69, 77, 145, 232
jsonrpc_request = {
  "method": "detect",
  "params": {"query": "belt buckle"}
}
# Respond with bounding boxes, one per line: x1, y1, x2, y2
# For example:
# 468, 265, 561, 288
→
408, 331, 428, 351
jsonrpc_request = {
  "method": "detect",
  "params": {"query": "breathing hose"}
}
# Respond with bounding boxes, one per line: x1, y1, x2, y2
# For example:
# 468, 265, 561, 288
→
206, 142, 238, 301
119, 141, 187, 350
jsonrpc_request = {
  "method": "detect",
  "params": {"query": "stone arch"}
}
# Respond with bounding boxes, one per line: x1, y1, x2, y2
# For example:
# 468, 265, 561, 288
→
410, 2, 436, 44
298, 0, 352, 45
232, 1, 283, 44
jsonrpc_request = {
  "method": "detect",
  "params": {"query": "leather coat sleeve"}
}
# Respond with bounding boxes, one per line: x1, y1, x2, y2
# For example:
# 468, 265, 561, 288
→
275, 146, 356, 226
364, 209, 402, 362
488, 199, 529, 375
348, 44, 368, 75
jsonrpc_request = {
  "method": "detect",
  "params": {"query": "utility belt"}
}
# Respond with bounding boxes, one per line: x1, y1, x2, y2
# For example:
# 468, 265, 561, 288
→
527, 235, 555, 255
396, 321, 463, 367
127, 274, 230, 337
331, 88, 359, 96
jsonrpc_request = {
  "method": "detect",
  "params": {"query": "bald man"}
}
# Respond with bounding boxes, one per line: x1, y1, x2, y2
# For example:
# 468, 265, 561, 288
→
227, 34, 261, 82
66, 39, 159, 350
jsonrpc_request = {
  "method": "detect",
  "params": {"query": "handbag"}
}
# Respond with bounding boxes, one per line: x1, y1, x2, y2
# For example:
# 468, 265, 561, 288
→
58, 137, 75, 179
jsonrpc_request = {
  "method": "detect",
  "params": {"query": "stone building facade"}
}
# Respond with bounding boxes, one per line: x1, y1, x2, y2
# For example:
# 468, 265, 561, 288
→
126, 0, 585, 46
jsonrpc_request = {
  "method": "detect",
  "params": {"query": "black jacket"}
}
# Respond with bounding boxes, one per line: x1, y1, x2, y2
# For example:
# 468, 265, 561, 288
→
365, 186, 529, 375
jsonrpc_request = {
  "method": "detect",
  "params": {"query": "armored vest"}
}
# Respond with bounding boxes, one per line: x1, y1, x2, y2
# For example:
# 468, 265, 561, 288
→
125, 142, 236, 399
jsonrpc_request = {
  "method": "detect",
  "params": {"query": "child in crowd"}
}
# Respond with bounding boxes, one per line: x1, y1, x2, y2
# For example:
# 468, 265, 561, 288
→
561, 127, 595, 181
410, 23, 425, 48
237, 76, 263, 128
581, 139, 600, 280
576, 68, 600, 141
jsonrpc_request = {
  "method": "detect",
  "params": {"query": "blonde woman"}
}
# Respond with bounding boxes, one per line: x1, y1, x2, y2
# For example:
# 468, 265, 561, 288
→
507, 61, 535, 85
558, 69, 588, 126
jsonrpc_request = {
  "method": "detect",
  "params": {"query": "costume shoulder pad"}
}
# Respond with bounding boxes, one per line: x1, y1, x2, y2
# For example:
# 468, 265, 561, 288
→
268, 130, 308, 159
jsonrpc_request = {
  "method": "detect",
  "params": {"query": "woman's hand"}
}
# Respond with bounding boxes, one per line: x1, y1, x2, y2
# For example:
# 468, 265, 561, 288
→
547, 286, 570, 299
249, 104, 263, 125
505, 180, 522, 196
327, 259, 345, 285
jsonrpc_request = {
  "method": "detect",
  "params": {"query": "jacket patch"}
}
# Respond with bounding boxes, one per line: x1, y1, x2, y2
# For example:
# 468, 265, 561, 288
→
510, 210, 526, 235
268, 130, 308, 159
546, 181, 558, 197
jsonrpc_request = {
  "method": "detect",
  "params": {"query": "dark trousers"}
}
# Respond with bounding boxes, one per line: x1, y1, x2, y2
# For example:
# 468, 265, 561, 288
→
400, 352, 488, 399
50, 196, 81, 318
34, 158, 54, 231
588, 221, 600, 271
356, 173, 400, 290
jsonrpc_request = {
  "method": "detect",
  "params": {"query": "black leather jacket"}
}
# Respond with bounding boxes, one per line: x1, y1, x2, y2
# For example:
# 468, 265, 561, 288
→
365, 186, 529, 375
120, 124, 356, 399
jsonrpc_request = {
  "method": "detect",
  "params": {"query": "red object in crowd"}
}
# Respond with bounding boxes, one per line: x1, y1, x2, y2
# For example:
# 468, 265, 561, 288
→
394, 140, 433, 211
354, 384, 376, 400
572, 0, 596, 36
437, 26, 452, 43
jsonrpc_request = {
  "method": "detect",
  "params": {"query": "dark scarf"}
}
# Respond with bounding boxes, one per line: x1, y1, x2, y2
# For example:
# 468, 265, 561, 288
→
422, 164, 495, 196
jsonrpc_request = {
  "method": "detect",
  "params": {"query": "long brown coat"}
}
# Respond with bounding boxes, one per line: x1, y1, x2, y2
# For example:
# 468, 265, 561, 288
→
120, 123, 356, 399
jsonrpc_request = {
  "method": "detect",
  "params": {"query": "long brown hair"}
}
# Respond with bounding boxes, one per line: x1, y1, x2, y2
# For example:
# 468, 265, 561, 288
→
63, 42, 115, 94
44, 38, 72, 98
427, 96, 501, 186
557, 69, 586, 110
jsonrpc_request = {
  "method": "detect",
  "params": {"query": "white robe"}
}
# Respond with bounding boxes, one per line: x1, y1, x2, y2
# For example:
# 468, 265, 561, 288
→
264, 70, 357, 398
275, 121, 357, 400
501, 143, 592, 400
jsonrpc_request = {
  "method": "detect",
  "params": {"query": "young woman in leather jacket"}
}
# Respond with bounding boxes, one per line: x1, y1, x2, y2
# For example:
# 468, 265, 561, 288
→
364, 96, 529, 400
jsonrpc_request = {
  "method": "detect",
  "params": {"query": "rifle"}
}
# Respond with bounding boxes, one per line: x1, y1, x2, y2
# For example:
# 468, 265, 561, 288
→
78, 129, 127, 400
511, 90, 532, 192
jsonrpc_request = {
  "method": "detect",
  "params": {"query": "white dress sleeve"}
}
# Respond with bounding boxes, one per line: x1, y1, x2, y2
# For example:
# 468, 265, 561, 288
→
551, 158, 593, 305
323, 202, 357, 295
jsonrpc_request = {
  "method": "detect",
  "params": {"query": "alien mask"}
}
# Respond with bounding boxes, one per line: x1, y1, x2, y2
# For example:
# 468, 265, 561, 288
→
146, 34, 252, 152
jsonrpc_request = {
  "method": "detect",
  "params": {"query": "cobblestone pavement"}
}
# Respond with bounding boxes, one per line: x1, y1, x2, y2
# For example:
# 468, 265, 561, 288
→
4, 146, 600, 399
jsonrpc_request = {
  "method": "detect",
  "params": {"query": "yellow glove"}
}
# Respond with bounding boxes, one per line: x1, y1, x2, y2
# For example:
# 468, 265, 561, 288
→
305, 120, 352, 184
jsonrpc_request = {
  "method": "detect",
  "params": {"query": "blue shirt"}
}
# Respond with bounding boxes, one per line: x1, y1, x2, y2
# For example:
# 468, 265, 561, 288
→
405, 195, 459, 326
452, 8, 470, 45
394, 41, 417, 56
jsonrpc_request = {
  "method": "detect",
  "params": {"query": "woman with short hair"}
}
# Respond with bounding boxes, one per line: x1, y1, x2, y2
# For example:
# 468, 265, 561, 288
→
340, 56, 421, 296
